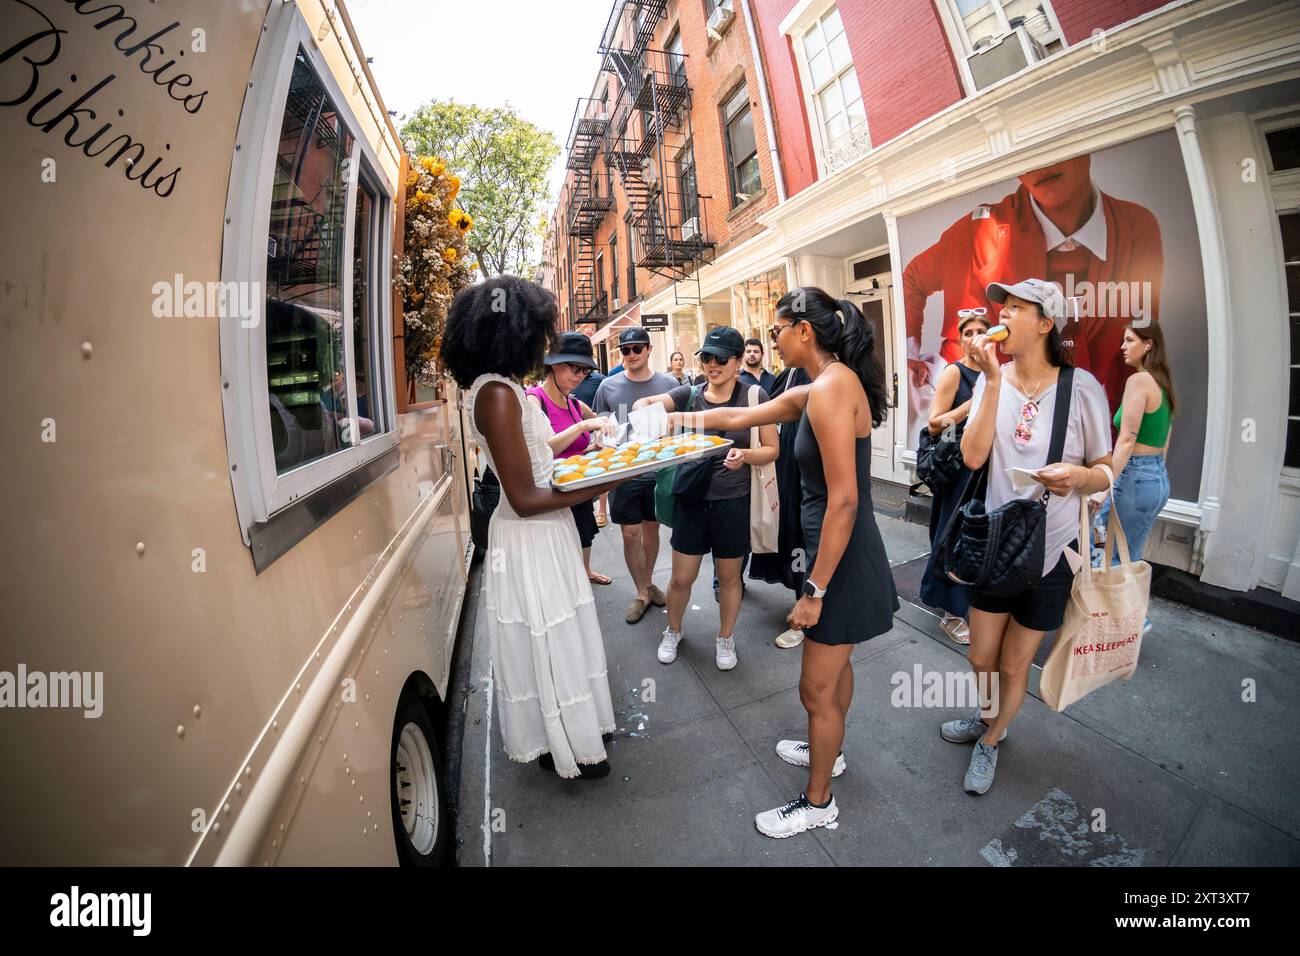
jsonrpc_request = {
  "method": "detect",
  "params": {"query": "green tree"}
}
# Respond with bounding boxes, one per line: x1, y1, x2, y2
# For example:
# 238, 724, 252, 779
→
401, 101, 559, 278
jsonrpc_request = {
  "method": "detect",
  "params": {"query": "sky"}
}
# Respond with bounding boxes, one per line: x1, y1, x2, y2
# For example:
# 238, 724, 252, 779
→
347, 0, 614, 201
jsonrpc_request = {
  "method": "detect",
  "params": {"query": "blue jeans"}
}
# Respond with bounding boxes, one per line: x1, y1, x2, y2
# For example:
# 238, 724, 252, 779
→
1096, 454, 1170, 566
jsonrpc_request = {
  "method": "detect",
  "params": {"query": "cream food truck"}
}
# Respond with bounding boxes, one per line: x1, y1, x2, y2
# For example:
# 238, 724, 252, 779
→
0, 0, 474, 865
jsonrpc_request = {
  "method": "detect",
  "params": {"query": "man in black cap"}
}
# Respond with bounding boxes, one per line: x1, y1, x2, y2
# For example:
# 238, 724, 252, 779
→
594, 327, 678, 624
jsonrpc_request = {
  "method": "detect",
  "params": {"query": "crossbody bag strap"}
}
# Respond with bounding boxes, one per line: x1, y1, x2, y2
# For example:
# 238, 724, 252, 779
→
747, 383, 759, 450
1041, 366, 1075, 503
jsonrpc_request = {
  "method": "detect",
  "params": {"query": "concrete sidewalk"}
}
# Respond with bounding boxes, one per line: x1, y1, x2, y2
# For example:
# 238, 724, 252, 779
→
453, 514, 1300, 866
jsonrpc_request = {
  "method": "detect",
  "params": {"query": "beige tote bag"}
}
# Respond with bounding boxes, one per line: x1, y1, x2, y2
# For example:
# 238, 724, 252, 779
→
1040, 470, 1151, 712
748, 385, 779, 554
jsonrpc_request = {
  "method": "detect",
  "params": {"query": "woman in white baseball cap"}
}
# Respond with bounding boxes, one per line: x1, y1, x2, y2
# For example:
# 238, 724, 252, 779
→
940, 278, 1114, 796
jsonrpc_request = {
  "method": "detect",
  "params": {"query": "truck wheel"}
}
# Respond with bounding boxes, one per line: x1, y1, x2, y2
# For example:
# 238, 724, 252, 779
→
390, 692, 451, 866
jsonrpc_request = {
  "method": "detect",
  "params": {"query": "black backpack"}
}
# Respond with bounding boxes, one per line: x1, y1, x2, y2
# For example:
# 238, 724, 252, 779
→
937, 367, 1074, 599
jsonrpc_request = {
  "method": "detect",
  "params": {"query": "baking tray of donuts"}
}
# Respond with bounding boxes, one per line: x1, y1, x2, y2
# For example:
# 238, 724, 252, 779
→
551, 434, 734, 491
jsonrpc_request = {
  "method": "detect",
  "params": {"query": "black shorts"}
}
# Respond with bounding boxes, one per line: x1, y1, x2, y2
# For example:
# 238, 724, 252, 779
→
968, 554, 1074, 632
570, 500, 598, 549
611, 476, 659, 525
670, 495, 750, 560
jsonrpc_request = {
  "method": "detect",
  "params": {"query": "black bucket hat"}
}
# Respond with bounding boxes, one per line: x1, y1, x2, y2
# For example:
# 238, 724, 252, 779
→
544, 331, 597, 369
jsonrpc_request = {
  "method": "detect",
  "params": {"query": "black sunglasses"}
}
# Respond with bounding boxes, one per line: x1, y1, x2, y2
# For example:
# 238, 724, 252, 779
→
698, 352, 734, 366
619, 345, 646, 356
769, 322, 795, 344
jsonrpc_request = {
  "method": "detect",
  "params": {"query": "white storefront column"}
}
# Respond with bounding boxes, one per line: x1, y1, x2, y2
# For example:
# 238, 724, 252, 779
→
1174, 105, 1239, 588
1197, 109, 1298, 593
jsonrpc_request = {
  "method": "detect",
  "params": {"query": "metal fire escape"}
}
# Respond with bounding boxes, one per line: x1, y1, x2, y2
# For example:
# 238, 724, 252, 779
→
599, 0, 713, 288
565, 98, 615, 324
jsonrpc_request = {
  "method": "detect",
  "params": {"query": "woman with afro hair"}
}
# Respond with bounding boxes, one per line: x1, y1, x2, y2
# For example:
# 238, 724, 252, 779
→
441, 276, 629, 779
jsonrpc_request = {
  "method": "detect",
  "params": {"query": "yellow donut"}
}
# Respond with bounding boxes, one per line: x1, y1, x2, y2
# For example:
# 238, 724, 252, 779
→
556, 471, 583, 483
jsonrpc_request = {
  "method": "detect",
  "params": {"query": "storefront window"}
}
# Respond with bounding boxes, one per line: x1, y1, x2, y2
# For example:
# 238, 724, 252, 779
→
265, 49, 355, 473
730, 267, 788, 373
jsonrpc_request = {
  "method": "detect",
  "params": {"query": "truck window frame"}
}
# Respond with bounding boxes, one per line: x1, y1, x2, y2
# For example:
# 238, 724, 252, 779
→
220, 3, 398, 560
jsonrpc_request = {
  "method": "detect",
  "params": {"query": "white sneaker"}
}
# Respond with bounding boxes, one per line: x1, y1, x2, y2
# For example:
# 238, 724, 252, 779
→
775, 739, 846, 777
715, 635, 737, 670
774, 628, 804, 648
658, 625, 683, 664
755, 792, 838, 839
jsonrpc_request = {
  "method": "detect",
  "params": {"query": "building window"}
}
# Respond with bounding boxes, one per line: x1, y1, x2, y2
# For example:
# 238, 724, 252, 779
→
948, 1, 1062, 54
1265, 122, 1300, 470
667, 27, 687, 86
1281, 211, 1300, 469
799, 6, 867, 170
723, 85, 760, 207
1267, 125, 1300, 172
678, 138, 699, 229
595, 251, 605, 302
943, 1, 1064, 91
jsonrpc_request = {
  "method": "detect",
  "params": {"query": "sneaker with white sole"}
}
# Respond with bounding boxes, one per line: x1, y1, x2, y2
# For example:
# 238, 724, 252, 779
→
715, 635, 737, 670
963, 741, 999, 795
940, 712, 1007, 744
755, 792, 838, 839
775, 739, 846, 777
774, 628, 804, 648
657, 625, 683, 664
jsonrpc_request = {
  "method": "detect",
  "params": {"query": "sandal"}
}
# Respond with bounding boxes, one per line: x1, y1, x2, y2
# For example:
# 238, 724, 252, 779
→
940, 614, 971, 645
595, 514, 608, 528
587, 571, 612, 586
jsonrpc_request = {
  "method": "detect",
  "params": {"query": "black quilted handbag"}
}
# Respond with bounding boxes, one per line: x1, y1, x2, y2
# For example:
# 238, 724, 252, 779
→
916, 428, 966, 492
937, 367, 1074, 599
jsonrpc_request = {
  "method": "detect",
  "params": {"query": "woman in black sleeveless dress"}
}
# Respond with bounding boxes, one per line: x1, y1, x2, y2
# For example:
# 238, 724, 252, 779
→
667, 287, 897, 840
918, 311, 989, 643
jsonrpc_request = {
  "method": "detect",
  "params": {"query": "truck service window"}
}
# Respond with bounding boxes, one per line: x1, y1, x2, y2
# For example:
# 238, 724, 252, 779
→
265, 50, 356, 473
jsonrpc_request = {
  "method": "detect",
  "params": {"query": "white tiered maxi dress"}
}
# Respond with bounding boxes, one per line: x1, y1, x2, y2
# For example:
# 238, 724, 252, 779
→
466, 374, 615, 777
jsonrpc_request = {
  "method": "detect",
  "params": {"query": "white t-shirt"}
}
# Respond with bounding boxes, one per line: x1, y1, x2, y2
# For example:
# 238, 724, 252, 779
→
967, 366, 1113, 575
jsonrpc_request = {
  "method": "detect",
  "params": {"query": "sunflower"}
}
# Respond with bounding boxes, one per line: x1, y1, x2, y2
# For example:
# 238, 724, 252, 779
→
449, 209, 473, 232
443, 247, 458, 262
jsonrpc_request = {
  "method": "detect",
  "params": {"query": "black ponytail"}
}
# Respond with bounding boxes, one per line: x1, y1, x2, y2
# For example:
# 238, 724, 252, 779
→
775, 286, 889, 427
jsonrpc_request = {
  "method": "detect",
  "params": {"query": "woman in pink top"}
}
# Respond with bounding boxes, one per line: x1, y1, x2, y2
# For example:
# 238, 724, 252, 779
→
526, 332, 618, 585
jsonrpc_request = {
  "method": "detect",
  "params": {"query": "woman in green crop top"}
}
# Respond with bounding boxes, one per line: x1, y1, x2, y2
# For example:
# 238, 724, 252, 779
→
1095, 323, 1177, 633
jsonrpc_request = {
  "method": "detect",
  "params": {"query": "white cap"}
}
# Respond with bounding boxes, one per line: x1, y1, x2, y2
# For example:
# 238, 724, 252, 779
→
985, 279, 1067, 331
